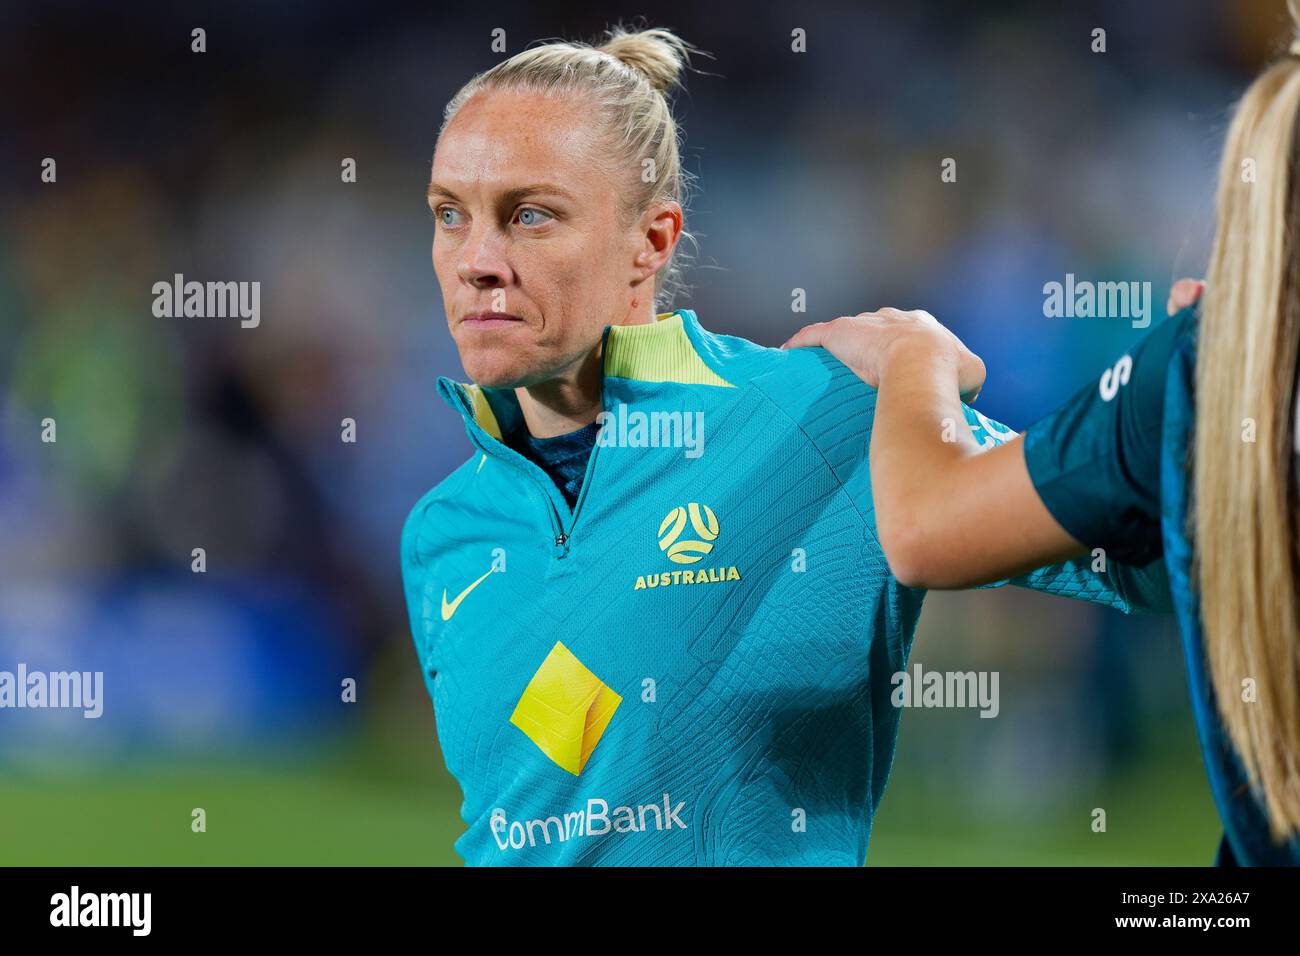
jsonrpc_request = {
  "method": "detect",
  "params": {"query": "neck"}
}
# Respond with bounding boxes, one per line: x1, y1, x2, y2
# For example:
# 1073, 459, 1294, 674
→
516, 347, 604, 438
515, 301, 660, 438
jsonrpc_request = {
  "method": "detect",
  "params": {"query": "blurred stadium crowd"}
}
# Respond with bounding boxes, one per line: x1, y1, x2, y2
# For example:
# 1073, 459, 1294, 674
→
0, 1, 1285, 861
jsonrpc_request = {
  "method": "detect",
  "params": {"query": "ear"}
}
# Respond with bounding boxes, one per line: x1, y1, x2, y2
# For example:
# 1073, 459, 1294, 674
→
635, 201, 683, 280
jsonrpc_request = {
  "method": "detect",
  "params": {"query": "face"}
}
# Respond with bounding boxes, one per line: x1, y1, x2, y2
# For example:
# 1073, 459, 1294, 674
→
429, 88, 680, 388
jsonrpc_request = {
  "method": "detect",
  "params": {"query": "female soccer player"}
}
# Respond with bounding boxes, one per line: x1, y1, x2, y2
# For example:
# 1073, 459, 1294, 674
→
402, 24, 1168, 866
783, 16, 1300, 866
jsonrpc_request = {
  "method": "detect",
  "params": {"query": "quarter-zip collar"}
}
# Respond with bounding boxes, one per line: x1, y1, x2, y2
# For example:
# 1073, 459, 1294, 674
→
436, 308, 730, 448
436, 308, 732, 560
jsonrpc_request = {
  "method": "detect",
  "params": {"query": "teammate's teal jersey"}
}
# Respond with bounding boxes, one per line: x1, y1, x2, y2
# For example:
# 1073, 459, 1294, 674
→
401, 309, 1169, 865
1024, 305, 1300, 865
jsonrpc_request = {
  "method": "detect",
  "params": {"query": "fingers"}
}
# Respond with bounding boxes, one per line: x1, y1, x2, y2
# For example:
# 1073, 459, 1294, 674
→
782, 309, 916, 350
960, 354, 986, 404
780, 321, 830, 350
1167, 278, 1205, 316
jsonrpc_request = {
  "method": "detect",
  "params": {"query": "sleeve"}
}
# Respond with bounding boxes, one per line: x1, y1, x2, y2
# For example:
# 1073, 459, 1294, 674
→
400, 498, 435, 680
958, 381, 1176, 615
401, 478, 467, 687
1021, 307, 1196, 566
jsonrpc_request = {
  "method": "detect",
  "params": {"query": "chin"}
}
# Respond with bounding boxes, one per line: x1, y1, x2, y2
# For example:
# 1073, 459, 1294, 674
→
458, 349, 533, 389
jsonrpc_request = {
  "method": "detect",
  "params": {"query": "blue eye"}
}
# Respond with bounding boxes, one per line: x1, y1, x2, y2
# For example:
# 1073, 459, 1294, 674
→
517, 207, 552, 227
439, 206, 463, 227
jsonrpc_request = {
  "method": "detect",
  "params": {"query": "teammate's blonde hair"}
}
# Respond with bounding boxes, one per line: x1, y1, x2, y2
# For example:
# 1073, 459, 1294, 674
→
440, 23, 702, 311
1196, 0, 1300, 840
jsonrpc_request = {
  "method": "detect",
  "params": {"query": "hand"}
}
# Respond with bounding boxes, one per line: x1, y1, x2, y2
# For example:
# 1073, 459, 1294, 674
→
781, 308, 987, 402
1167, 278, 1204, 315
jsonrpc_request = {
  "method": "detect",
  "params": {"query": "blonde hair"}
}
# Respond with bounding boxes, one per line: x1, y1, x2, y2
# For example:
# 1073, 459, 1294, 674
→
440, 23, 703, 311
1195, 2, 1300, 841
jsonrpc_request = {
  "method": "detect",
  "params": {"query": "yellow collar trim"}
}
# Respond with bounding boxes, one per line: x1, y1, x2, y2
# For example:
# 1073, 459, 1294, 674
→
462, 383, 502, 440
455, 310, 731, 436
604, 311, 732, 387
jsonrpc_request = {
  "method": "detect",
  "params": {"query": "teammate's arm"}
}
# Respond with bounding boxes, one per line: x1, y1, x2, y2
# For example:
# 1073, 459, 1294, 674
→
949, 406, 1170, 614
780, 281, 1202, 591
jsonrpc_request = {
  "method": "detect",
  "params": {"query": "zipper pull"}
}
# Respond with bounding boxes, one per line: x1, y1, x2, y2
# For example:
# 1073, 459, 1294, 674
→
554, 531, 570, 557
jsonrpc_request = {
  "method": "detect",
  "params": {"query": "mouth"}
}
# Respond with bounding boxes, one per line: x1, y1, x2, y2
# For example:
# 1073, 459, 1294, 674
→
459, 311, 526, 329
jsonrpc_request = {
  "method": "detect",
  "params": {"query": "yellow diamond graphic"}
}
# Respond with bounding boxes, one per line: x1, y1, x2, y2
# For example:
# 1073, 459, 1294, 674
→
509, 641, 622, 776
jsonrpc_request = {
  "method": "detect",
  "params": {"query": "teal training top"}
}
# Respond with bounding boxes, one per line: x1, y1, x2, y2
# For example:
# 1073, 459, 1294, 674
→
401, 309, 1171, 866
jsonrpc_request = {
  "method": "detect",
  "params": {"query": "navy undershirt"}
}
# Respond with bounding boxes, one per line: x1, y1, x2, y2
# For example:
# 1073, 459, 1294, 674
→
504, 420, 599, 511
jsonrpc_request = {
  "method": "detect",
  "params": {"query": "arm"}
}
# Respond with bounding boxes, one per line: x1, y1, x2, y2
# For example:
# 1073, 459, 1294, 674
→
781, 281, 1202, 591
951, 406, 1171, 614
870, 355, 1083, 588
783, 309, 1082, 587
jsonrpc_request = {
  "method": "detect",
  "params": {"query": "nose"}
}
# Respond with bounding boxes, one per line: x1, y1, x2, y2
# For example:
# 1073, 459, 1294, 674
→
456, 224, 512, 289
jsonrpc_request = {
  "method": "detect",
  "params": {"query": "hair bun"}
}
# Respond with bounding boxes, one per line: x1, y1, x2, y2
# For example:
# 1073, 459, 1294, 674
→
599, 26, 693, 94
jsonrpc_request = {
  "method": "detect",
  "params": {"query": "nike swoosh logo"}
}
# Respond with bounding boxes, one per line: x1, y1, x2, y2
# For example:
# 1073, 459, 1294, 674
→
441, 567, 496, 621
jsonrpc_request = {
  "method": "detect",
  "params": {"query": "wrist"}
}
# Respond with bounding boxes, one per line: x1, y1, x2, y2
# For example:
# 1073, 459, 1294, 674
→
877, 332, 960, 387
